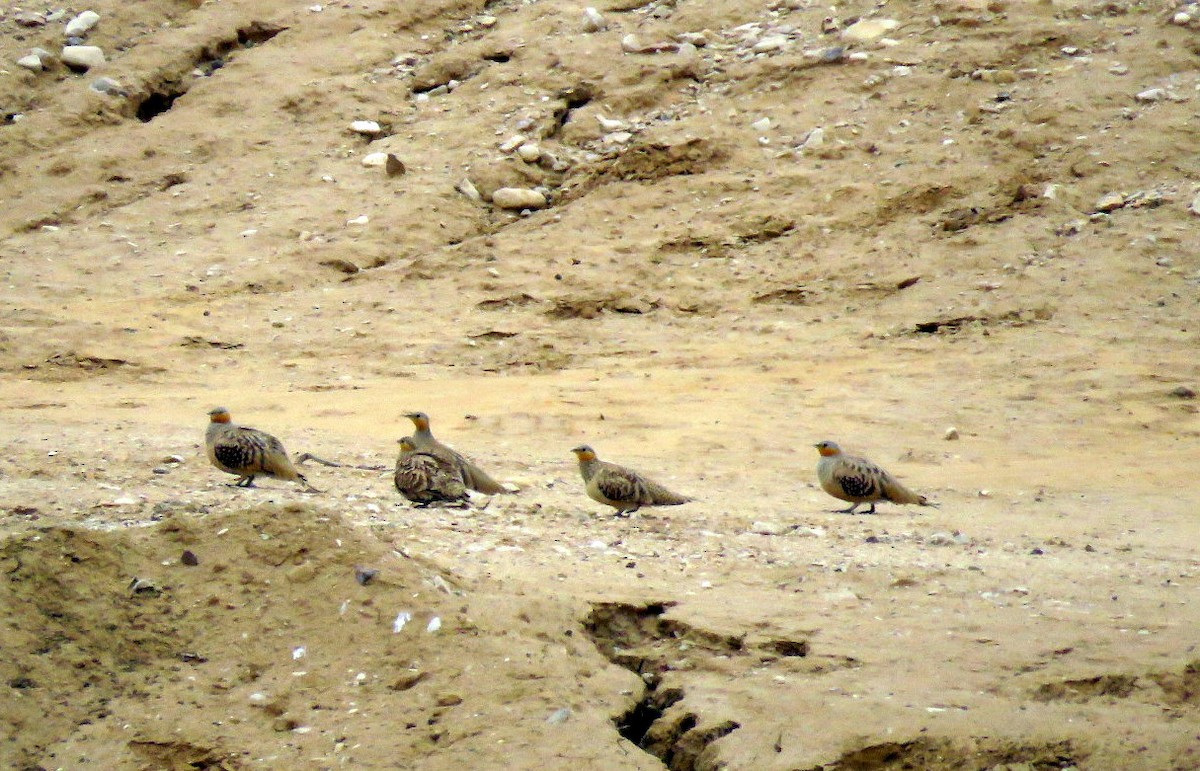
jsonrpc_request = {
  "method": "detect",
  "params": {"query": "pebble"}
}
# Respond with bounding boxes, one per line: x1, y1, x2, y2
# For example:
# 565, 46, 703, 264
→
516, 143, 541, 163
1170, 386, 1197, 399
61, 45, 106, 71
492, 187, 547, 210
361, 152, 389, 167
385, 154, 405, 176
1190, 192, 1200, 217
751, 117, 772, 132
753, 34, 790, 53
841, 18, 900, 44
596, 115, 627, 131
582, 7, 607, 32
346, 215, 370, 225
350, 120, 383, 136
89, 77, 125, 95
16, 54, 44, 72
800, 127, 825, 150
944, 427, 960, 441
15, 12, 47, 27
64, 10, 101, 38
1135, 88, 1166, 103
498, 135, 525, 153
455, 178, 482, 202
181, 549, 200, 566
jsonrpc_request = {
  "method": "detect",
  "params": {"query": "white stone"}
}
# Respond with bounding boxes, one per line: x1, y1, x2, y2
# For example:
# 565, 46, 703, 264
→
16, 54, 44, 71
841, 18, 899, 43
351, 120, 382, 136
750, 521, 790, 536
516, 143, 541, 163
346, 215, 370, 225
1135, 88, 1166, 103
1172, 12, 1191, 25
596, 114, 627, 131
1095, 192, 1126, 212
583, 7, 607, 32
753, 34, 789, 53
800, 127, 825, 150
1189, 192, 1200, 217
751, 117, 772, 132
604, 131, 633, 144
361, 152, 389, 167
64, 11, 100, 38
492, 187, 547, 210
944, 427, 960, 441
61, 45, 105, 70
89, 77, 124, 95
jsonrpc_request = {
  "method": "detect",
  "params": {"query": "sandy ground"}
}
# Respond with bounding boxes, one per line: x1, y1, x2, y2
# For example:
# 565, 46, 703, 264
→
2, 0, 1200, 768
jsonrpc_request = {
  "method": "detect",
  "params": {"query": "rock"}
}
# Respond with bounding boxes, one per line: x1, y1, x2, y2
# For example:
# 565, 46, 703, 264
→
61, 45, 105, 71
1135, 88, 1166, 103
14, 12, 47, 27
351, 120, 383, 136
841, 18, 900, 43
753, 34, 790, 53
361, 152, 389, 167
944, 427, 960, 441
64, 10, 101, 38
498, 135, 525, 153
800, 127, 825, 150
16, 55, 44, 72
492, 187, 547, 210
582, 7, 607, 32
1173, 12, 1192, 25
346, 215, 369, 226
1094, 192, 1127, 213
596, 115, 627, 131
1170, 386, 1197, 399
603, 131, 633, 144
455, 177, 482, 202
385, 154, 405, 176
516, 143, 541, 163
89, 77, 125, 95
1189, 192, 1200, 217
751, 117, 772, 132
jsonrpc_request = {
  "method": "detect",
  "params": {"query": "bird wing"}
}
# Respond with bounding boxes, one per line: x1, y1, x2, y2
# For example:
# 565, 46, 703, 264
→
831, 456, 884, 500
594, 463, 649, 505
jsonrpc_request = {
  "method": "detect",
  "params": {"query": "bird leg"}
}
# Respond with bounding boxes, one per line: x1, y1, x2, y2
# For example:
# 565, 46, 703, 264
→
836, 503, 860, 514
235, 476, 257, 488
295, 452, 386, 472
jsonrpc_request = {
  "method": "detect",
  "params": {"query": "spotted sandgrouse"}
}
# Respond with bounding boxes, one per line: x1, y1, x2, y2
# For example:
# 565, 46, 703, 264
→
205, 407, 317, 492
394, 436, 470, 506
814, 440, 933, 514
571, 444, 692, 516
402, 411, 507, 494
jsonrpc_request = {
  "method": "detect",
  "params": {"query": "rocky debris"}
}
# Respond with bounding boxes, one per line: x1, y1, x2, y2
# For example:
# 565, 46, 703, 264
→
16, 54, 44, 72
64, 10, 101, 39
89, 77, 126, 96
350, 120, 383, 137
361, 152, 404, 175
61, 45, 105, 71
841, 18, 900, 44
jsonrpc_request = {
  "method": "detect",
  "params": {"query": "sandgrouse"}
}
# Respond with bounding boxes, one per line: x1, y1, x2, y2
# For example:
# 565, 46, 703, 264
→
814, 440, 933, 514
205, 407, 317, 492
394, 436, 470, 507
402, 411, 508, 494
571, 444, 692, 516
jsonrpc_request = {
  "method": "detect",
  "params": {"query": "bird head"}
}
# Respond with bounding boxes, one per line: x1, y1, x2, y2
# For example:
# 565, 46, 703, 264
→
814, 440, 842, 457
208, 407, 232, 424
403, 411, 431, 431
571, 445, 598, 462
397, 436, 417, 452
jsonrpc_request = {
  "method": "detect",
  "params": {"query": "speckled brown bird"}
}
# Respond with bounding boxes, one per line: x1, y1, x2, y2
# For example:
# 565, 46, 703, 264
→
394, 436, 469, 507
571, 444, 692, 516
403, 411, 507, 494
815, 440, 934, 514
205, 407, 317, 492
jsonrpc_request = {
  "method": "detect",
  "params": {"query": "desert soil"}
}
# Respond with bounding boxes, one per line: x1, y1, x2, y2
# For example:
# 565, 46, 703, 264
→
1, 0, 1200, 768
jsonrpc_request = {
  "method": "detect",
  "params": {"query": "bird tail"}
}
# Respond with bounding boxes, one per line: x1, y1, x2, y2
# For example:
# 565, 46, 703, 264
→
882, 478, 927, 507
646, 480, 691, 506
462, 462, 509, 494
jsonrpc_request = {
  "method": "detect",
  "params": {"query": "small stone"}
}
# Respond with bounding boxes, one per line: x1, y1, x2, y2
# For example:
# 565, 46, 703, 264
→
350, 120, 383, 136
346, 215, 369, 225
546, 707, 572, 725
64, 10, 101, 38
582, 7, 607, 32
89, 77, 125, 95
162, 454, 185, 464
61, 45, 105, 71
14, 12, 47, 27
516, 143, 541, 163
361, 152, 389, 167
751, 117, 772, 132
753, 34, 790, 53
596, 115, 627, 131
181, 550, 199, 566
1170, 386, 1196, 399
477, 15, 497, 27
1095, 192, 1127, 213
1189, 192, 1200, 217
385, 154, 405, 176
492, 187, 547, 210
16, 55, 44, 72
800, 127, 825, 150
621, 34, 646, 53
944, 427, 960, 441
841, 18, 900, 44
750, 521, 791, 536
355, 566, 378, 585
1135, 88, 1166, 103
435, 694, 463, 707
498, 135, 525, 153
604, 131, 633, 144
455, 178, 482, 202
1172, 12, 1192, 25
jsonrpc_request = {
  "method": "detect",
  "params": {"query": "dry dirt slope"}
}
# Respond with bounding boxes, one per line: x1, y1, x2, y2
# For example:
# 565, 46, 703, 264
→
1, 0, 1200, 768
